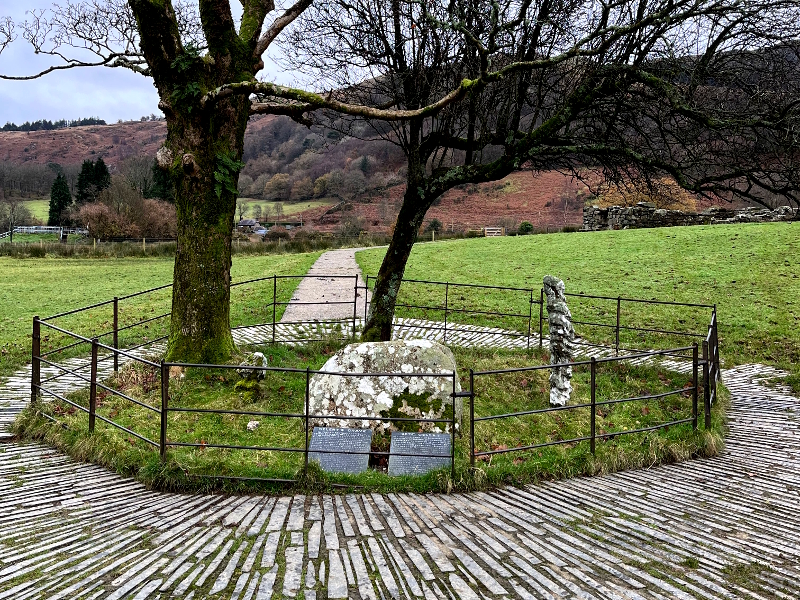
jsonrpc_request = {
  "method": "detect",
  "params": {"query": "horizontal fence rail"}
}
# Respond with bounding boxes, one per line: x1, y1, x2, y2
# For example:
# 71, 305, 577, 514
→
29, 271, 722, 485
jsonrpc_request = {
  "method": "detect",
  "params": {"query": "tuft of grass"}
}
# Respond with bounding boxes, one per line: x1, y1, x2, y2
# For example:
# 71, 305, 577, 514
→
722, 561, 773, 592
683, 557, 700, 569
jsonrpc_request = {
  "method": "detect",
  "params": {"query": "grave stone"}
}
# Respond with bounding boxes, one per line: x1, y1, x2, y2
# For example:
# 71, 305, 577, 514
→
308, 427, 372, 474
387, 431, 451, 476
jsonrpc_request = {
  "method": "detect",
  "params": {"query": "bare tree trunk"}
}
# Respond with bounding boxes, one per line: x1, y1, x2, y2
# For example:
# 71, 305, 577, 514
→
362, 182, 429, 342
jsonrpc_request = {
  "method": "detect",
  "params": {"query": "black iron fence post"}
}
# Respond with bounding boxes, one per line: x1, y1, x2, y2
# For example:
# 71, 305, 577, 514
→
352, 275, 358, 340
113, 297, 119, 373
31, 316, 40, 404
469, 369, 475, 468
364, 275, 370, 322
702, 340, 711, 430
590, 358, 596, 455
305, 367, 310, 471
451, 371, 456, 481
272, 275, 277, 344
527, 290, 533, 351
539, 288, 544, 349
443, 283, 449, 343
692, 343, 699, 430
713, 304, 722, 380
89, 338, 98, 433
160, 360, 168, 460
615, 297, 621, 356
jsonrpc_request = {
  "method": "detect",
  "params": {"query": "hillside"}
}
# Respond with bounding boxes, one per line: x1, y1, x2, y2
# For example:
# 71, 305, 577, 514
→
1, 116, 729, 232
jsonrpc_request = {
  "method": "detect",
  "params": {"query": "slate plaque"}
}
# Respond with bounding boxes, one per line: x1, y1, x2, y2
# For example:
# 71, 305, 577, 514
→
308, 427, 372, 474
388, 431, 452, 476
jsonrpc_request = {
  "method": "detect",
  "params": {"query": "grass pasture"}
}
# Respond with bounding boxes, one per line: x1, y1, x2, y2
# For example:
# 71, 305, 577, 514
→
357, 222, 800, 370
0, 252, 322, 377
238, 198, 336, 219
22, 198, 50, 221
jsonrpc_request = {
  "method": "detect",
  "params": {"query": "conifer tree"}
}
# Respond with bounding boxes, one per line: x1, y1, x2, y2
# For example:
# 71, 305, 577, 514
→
48, 173, 72, 225
75, 159, 96, 205
94, 158, 111, 193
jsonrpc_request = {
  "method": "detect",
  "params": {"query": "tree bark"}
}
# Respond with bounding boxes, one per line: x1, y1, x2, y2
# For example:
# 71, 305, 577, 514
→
362, 143, 430, 341
163, 99, 251, 363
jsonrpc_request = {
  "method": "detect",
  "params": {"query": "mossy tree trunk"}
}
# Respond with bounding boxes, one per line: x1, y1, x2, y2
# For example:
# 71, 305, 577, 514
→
128, 0, 279, 363
362, 131, 434, 342
165, 102, 250, 362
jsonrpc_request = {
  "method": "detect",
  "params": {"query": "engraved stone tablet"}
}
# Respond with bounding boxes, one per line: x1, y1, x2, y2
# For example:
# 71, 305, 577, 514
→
388, 431, 451, 476
308, 427, 372, 475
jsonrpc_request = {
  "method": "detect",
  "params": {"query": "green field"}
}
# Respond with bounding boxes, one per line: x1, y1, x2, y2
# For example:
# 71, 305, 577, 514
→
239, 198, 335, 219
8, 224, 773, 492
357, 222, 800, 369
0, 252, 322, 377
22, 198, 50, 221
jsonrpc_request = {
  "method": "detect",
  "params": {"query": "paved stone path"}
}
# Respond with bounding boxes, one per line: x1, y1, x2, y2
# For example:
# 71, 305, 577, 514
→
280, 249, 371, 324
1, 363, 799, 599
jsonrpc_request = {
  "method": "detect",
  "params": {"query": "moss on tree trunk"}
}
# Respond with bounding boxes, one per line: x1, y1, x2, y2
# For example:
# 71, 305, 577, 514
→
163, 94, 250, 363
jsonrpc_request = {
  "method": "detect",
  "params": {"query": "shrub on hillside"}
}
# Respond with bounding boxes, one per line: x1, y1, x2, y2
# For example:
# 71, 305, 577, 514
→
292, 228, 326, 241
264, 226, 290, 241
73, 175, 177, 239
77, 202, 141, 239
424, 219, 442, 233
518, 221, 534, 235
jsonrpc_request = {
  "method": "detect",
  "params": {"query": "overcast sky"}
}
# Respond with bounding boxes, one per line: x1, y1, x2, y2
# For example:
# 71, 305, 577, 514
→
0, 1, 291, 125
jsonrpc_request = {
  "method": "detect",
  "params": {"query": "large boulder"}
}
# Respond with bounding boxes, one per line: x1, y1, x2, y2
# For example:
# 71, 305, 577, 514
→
309, 340, 462, 433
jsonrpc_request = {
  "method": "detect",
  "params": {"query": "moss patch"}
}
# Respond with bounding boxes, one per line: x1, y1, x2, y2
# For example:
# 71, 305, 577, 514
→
233, 378, 261, 401
379, 389, 446, 431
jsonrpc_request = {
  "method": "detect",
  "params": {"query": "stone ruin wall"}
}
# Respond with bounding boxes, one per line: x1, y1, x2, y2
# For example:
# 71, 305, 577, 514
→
583, 202, 798, 231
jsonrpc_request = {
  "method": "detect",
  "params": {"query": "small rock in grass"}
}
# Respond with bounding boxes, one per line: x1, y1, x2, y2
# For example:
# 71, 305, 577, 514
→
247, 420, 260, 431
237, 352, 268, 381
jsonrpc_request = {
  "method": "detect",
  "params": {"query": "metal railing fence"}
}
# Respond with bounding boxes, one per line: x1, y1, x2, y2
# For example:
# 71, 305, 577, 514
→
29, 272, 722, 485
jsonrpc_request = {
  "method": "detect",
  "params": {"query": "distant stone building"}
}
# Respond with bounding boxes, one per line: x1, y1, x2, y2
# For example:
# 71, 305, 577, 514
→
237, 218, 260, 232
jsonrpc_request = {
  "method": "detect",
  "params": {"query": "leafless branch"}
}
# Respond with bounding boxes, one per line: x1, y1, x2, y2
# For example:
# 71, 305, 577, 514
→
254, 0, 313, 56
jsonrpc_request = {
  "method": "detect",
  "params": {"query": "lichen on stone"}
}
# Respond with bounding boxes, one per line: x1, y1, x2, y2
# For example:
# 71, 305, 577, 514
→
308, 340, 462, 433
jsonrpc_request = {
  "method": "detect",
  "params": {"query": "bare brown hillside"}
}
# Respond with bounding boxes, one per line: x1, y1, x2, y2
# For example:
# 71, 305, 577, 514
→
0, 115, 288, 167
1, 117, 728, 233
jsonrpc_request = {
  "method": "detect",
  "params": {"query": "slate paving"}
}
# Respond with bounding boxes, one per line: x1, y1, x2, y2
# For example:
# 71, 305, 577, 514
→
1, 344, 799, 599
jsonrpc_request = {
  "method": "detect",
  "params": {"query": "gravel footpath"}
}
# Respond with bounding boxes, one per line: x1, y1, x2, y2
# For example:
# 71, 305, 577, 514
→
280, 248, 374, 324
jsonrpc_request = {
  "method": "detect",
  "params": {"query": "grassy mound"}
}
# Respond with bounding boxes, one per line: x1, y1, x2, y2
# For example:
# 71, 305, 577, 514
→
14, 343, 726, 494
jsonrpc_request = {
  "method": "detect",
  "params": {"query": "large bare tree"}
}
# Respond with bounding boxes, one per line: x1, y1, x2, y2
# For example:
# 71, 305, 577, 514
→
2, 0, 799, 352
281, 0, 800, 340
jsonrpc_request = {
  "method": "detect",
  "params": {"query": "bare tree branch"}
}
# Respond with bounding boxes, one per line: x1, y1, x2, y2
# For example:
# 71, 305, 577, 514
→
254, 0, 313, 56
